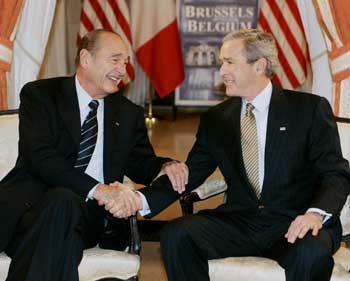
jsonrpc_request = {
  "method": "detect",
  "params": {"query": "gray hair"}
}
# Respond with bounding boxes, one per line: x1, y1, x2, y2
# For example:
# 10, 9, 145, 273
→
223, 29, 278, 78
75, 29, 122, 66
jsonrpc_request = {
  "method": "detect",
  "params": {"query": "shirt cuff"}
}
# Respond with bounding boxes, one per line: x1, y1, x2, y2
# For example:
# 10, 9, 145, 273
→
136, 191, 151, 216
307, 208, 332, 224
86, 184, 99, 201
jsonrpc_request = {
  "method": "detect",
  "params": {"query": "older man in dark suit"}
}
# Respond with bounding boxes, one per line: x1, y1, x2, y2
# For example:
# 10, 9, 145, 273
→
0, 29, 188, 281
117, 29, 350, 281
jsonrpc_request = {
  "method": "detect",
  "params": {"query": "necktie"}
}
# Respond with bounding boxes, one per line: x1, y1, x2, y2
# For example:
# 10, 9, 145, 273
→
75, 100, 99, 172
241, 103, 260, 198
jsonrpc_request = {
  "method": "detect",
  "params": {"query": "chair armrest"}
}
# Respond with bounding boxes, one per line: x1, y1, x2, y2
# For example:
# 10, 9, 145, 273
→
129, 215, 141, 255
180, 179, 227, 216
123, 177, 141, 255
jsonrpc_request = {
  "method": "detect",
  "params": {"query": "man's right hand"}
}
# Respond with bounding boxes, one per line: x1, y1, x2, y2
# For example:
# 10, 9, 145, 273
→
93, 182, 142, 218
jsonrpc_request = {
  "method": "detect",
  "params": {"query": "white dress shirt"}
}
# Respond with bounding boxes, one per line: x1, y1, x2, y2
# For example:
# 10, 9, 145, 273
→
75, 76, 105, 187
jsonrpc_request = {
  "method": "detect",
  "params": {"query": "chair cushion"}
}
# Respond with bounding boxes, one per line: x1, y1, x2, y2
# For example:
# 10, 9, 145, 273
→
208, 247, 350, 281
0, 252, 11, 281
0, 114, 18, 180
0, 247, 140, 281
79, 247, 140, 281
338, 122, 350, 236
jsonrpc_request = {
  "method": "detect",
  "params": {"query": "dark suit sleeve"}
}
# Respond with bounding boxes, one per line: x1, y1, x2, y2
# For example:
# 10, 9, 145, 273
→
124, 108, 171, 185
18, 83, 98, 198
309, 97, 350, 214
139, 113, 217, 217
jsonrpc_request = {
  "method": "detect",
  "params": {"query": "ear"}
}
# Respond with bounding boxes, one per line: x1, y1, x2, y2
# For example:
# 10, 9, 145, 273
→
79, 49, 91, 68
255, 58, 267, 75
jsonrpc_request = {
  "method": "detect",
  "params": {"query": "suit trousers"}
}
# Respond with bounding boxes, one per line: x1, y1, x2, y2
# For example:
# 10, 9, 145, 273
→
5, 187, 106, 281
161, 209, 341, 281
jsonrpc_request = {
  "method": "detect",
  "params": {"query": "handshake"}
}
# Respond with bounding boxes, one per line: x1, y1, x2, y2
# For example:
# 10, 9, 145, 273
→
93, 181, 142, 218
93, 161, 189, 218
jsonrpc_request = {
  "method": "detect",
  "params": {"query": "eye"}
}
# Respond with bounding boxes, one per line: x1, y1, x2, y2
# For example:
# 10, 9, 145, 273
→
111, 58, 122, 64
110, 56, 129, 65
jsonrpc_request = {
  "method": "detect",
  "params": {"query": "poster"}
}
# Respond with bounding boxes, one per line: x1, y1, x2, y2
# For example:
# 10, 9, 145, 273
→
176, 0, 259, 106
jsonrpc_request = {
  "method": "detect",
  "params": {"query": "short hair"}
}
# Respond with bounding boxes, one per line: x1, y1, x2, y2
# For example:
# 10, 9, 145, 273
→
75, 29, 122, 66
223, 29, 278, 78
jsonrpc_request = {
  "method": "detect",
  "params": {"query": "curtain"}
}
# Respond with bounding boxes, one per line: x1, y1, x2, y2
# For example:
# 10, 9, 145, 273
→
6, 0, 57, 109
297, 0, 332, 103
0, 0, 24, 110
39, 0, 68, 79
313, 0, 350, 118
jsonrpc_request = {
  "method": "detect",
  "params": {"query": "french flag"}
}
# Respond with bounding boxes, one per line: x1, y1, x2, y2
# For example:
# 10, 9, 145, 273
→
130, 0, 185, 98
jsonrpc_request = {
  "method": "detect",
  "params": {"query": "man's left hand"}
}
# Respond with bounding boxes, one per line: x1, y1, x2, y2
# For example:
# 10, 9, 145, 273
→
285, 212, 323, 243
157, 161, 189, 194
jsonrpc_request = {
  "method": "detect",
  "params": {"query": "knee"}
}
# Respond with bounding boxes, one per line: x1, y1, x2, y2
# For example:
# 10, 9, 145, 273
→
160, 216, 195, 248
293, 234, 333, 267
44, 188, 81, 212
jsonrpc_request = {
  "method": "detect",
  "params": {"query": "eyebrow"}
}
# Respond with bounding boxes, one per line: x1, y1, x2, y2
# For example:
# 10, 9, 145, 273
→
219, 57, 234, 63
110, 53, 124, 58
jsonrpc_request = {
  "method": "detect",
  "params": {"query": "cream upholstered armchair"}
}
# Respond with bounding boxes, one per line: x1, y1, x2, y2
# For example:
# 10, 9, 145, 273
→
180, 117, 350, 281
0, 111, 140, 281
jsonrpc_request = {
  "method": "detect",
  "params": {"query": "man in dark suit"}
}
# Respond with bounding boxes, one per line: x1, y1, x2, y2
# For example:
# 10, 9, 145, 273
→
0, 29, 187, 281
116, 29, 350, 281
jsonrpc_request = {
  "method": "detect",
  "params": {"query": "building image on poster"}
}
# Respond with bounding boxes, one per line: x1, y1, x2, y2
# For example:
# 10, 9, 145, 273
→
176, 0, 259, 106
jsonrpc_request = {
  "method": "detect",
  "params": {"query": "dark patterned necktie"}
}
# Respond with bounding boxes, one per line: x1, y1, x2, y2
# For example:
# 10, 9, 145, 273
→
75, 100, 99, 172
241, 103, 260, 198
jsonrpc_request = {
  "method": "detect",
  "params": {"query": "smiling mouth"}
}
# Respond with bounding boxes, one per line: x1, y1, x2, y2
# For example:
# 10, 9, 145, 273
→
108, 76, 122, 83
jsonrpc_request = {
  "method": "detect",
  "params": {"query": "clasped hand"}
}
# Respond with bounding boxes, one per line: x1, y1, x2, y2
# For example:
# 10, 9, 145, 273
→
93, 182, 141, 218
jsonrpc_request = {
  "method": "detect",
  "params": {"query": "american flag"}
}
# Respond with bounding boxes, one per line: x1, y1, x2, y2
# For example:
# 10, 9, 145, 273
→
78, 0, 135, 87
258, 0, 311, 89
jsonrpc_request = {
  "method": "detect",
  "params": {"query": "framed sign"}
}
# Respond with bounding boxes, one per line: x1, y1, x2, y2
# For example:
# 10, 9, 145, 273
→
176, 0, 259, 106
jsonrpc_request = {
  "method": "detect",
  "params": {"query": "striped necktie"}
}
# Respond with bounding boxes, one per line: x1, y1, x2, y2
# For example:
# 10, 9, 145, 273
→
75, 100, 99, 172
241, 103, 260, 198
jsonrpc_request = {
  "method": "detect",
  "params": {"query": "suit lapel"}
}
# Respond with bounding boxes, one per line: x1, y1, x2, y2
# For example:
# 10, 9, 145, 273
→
224, 98, 245, 172
59, 76, 81, 147
221, 98, 252, 187
263, 84, 288, 192
103, 94, 122, 181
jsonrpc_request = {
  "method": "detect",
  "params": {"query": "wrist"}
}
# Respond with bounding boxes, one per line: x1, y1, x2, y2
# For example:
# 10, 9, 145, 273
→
134, 191, 143, 211
308, 212, 324, 222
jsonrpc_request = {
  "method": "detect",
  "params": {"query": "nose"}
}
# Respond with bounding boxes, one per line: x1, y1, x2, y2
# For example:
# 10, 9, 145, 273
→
116, 61, 127, 75
219, 63, 227, 76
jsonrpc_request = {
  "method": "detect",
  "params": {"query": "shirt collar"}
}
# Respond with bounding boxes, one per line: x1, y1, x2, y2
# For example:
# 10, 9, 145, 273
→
75, 76, 94, 111
242, 81, 272, 113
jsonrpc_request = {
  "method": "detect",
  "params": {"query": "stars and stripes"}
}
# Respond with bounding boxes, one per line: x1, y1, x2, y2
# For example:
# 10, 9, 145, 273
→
258, 0, 311, 90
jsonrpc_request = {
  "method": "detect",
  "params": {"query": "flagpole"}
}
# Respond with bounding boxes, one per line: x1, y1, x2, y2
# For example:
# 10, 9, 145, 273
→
145, 82, 156, 127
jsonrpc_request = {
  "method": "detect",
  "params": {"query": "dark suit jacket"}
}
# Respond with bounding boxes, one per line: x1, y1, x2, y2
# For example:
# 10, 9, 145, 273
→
0, 76, 169, 251
140, 85, 350, 223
